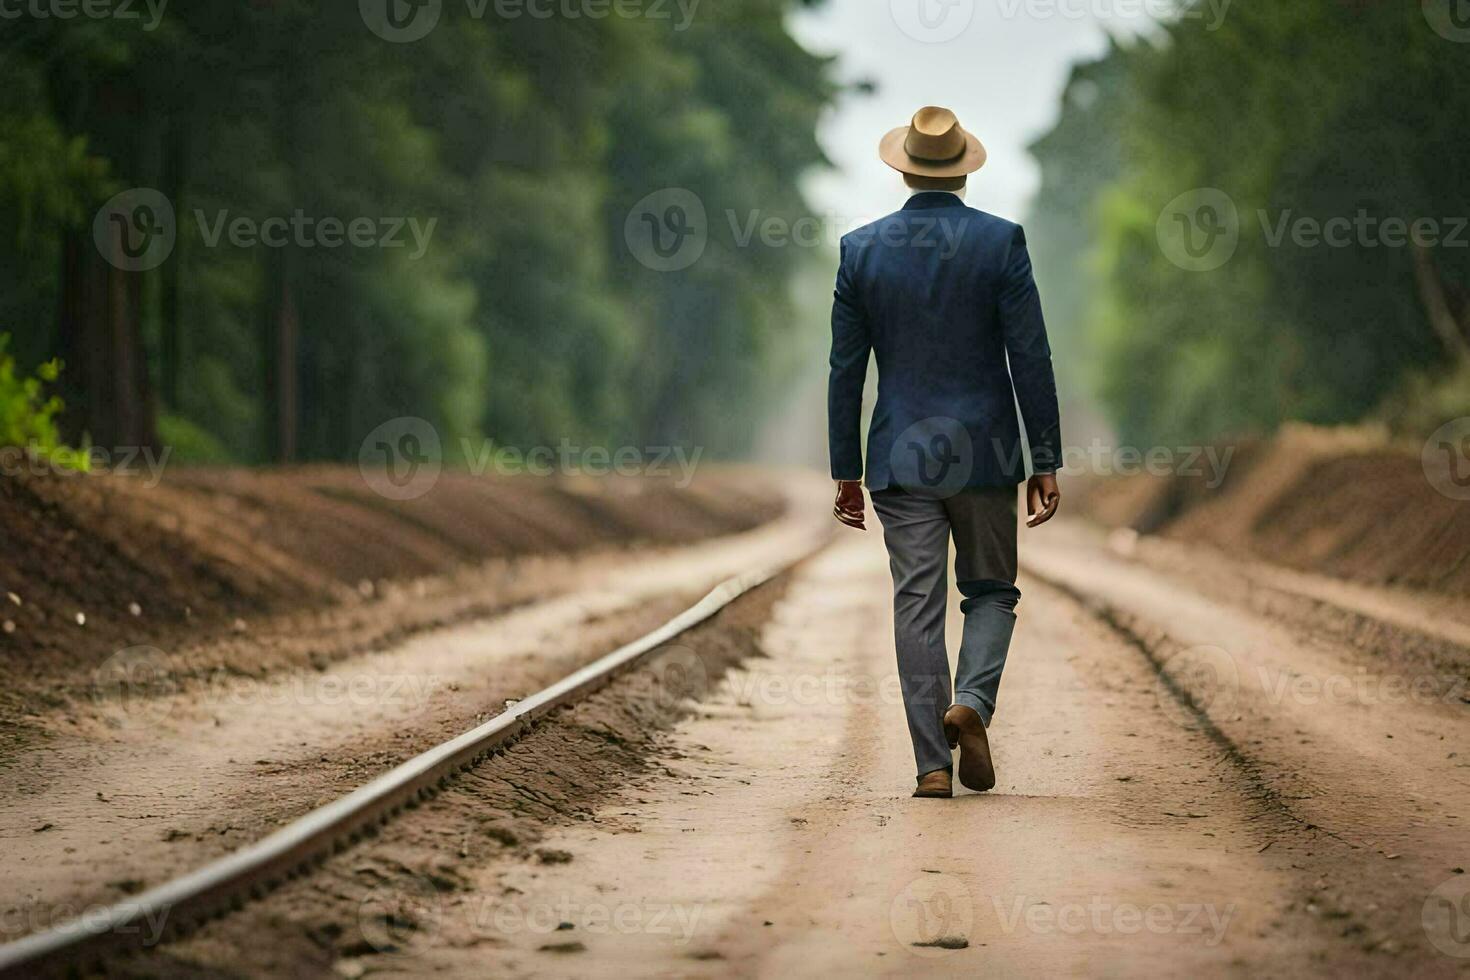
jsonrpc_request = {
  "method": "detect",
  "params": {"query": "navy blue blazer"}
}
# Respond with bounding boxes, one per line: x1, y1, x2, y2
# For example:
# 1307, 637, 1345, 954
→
828, 192, 1061, 493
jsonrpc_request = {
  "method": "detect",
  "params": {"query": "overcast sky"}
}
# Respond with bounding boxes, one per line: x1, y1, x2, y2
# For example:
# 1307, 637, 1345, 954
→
789, 2, 1160, 226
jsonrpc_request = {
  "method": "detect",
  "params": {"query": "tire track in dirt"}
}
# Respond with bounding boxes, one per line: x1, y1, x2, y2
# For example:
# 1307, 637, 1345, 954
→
1025, 523, 1470, 970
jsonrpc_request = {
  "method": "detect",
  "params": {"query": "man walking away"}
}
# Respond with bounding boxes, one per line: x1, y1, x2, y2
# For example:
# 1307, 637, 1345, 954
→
828, 106, 1063, 800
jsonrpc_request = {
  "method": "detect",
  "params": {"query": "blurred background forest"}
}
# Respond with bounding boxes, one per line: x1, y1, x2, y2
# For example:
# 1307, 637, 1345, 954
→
0, 0, 833, 466
2, 0, 1468, 471
1028, 1, 1470, 449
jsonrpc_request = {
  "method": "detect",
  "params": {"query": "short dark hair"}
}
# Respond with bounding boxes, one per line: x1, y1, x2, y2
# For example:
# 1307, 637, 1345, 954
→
903, 173, 967, 192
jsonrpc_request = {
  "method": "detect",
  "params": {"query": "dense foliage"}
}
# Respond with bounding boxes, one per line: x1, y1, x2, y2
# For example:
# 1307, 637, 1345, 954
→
1029, 2, 1470, 447
0, 0, 834, 462
0, 334, 87, 472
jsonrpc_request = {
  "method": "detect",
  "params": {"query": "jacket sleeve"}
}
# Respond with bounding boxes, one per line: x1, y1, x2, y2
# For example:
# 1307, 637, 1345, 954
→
999, 225, 1062, 474
827, 240, 871, 481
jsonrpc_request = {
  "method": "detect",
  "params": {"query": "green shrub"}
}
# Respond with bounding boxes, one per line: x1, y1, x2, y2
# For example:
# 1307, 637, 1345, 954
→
0, 331, 89, 472
157, 413, 234, 465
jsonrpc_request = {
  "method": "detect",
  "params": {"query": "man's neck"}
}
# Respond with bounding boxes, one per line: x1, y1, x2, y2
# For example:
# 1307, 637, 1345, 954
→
908, 186, 966, 202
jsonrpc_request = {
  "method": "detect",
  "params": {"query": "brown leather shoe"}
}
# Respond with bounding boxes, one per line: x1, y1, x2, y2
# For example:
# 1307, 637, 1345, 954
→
944, 704, 996, 792
912, 769, 952, 798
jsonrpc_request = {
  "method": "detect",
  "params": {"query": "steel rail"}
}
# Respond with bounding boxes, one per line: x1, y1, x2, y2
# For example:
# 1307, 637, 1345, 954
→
0, 536, 823, 978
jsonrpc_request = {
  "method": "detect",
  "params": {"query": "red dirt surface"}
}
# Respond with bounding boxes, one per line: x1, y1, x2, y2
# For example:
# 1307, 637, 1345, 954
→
0, 467, 779, 687
1066, 424, 1470, 597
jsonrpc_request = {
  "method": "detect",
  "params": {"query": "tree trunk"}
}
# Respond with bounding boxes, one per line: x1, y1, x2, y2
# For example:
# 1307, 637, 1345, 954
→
261, 247, 300, 463
260, 76, 303, 465
50, 60, 160, 459
56, 229, 102, 445
56, 225, 159, 454
159, 117, 187, 411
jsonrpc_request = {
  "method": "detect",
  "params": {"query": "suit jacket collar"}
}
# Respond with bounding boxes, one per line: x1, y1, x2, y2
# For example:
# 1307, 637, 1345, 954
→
902, 191, 965, 212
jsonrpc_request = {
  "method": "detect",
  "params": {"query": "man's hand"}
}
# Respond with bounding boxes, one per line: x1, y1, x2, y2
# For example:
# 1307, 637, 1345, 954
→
834, 480, 866, 531
1025, 472, 1061, 528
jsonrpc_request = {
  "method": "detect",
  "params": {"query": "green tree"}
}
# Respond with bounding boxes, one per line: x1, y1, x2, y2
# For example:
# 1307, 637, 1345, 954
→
1029, 2, 1470, 446
0, 0, 837, 465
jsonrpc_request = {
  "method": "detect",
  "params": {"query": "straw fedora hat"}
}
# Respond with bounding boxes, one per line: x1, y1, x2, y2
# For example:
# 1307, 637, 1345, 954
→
879, 106, 987, 178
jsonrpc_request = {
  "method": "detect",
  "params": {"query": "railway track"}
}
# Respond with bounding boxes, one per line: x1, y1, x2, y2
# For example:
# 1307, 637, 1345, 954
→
0, 535, 824, 978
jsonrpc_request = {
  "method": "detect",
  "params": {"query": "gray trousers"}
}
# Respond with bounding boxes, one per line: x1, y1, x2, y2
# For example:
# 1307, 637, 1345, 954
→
872, 486, 1021, 779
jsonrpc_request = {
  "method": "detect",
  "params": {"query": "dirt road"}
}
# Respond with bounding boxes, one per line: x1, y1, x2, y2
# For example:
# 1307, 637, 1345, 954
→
5, 486, 1469, 977
326, 526, 1466, 978
0, 485, 824, 954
